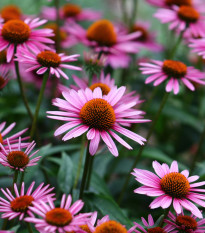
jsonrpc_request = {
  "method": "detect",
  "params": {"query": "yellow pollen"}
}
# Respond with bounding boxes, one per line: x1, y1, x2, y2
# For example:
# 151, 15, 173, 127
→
0, 50, 7, 64
0, 133, 3, 144
45, 208, 72, 226
86, 20, 117, 46
7, 151, 29, 168
11, 195, 34, 212
90, 83, 111, 95
37, 51, 61, 68
147, 227, 167, 233
62, 4, 81, 18
162, 60, 187, 78
176, 216, 197, 230
80, 98, 115, 131
1, 5, 22, 22
2, 20, 30, 44
94, 220, 127, 233
160, 172, 190, 198
178, 6, 200, 23
165, 0, 192, 6
131, 25, 149, 42
45, 23, 67, 43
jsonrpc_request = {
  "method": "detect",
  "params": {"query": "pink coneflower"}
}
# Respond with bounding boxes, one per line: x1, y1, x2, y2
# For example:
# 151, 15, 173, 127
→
47, 87, 149, 156
41, 3, 101, 22
67, 19, 141, 68
165, 211, 205, 232
0, 182, 55, 220
0, 137, 40, 171
154, 5, 205, 38
0, 5, 22, 22
15, 48, 82, 79
131, 214, 173, 233
139, 59, 205, 94
0, 66, 9, 90
0, 121, 29, 149
25, 194, 91, 232
0, 18, 54, 62
189, 38, 205, 58
146, 0, 201, 8
132, 160, 205, 218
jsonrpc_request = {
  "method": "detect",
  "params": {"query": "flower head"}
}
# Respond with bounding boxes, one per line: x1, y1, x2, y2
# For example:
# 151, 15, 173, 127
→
165, 211, 205, 232
0, 182, 55, 220
47, 87, 149, 156
139, 59, 205, 94
132, 160, 205, 218
0, 137, 40, 171
146, 0, 193, 8
68, 19, 141, 68
0, 18, 54, 62
16, 48, 81, 79
0, 5, 22, 22
25, 194, 91, 233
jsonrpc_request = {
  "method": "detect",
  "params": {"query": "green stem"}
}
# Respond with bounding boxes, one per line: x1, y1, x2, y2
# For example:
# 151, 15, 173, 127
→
85, 156, 94, 190
121, 0, 128, 24
73, 135, 86, 190
190, 124, 205, 175
130, 0, 138, 27
26, 222, 33, 233
118, 92, 170, 205
30, 72, 49, 141
169, 30, 184, 59
12, 170, 19, 194
20, 170, 25, 185
159, 203, 172, 227
79, 142, 90, 200
14, 47, 33, 120
54, 0, 60, 52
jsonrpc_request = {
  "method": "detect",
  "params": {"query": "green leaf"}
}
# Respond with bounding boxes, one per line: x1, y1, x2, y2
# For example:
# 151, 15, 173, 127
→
58, 152, 74, 194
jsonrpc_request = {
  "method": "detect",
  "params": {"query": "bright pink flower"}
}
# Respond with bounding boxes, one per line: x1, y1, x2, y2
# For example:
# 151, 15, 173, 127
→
25, 194, 91, 233
132, 160, 205, 218
0, 182, 55, 220
0, 137, 41, 171
15, 48, 81, 79
165, 211, 205, 232
146, 0, 204, 8
0, 5, 23, 22
67, 19, 141, 68
0, 18, 54, 62
189, 38, 205, 58
139, 59, 205, 94
131, 214, 173, 233
47, 87, 149, 156
154, 5, 205, 38
0, 121, 29, 150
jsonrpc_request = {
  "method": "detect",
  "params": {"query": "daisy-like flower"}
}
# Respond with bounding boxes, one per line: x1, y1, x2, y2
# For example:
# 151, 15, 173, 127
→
165, 211, 205, 232
189, 38, 205, 58
67, 19, 141, 68
0, 18, 54, 62
0, 137, 40, 171
131, 214, 173, 233
47, 87, 149, 156
0, 66, 9, 90
146, 0, 197, 8
0, 182, 55, 220
0, 121, 29, 150
139, 59, 205, 94
0, 5, 22, 22
154, 5, 205, 38
41, 3, 101, 22
15, 48, 82, 79
132, 160, 205, 218
25, 194, 92, 233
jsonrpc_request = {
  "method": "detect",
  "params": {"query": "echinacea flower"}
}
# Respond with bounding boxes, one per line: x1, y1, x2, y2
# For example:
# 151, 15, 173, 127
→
0, 181, 55, 220
15, 48, 82, 79
67, 19, 141, 68
0, 5, 22, 22
41, 3, 101, 22
0, 18, 54, 62
25, 194, 91, 233
154, 5, 205, 38
0, 137, 40, 171
139, 59, 205, 94
132, 160, 205, 218
165, 211, 205, 232
189, 38, 205, 58
0, 121, 29, 150
0, 66, 9, 90
47, 87, 149, 156
146, 0, 193, 8
131, 214, 173, 233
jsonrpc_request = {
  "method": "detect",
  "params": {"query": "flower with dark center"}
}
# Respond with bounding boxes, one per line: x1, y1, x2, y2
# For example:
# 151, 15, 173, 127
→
1, 5, 22, 22
62, 4, 81, 18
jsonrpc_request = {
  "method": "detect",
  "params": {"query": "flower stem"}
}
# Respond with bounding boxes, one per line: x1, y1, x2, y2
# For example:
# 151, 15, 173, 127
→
79, 142, 91, 200
30, 72, 49, 141
159, 203, 172, 228
26, 222, 33, 233
14, 47, 33, 120
118, 92, 170, 205
12, 170, 19, 194
54, 0, 60, 52
121, 0, 128, 24
85, 156, 94, 190
169, 30, 184, 59
190, 124, 205, 175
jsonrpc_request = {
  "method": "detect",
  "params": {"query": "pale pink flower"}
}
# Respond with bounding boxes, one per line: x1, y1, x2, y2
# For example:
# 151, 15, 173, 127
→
139, 59, 205, 94
25, 194, 92, 233
47, 87, 149, 156
146, 0, 204, 8
0, 18, 54, 62
132, 160, 205, 218
0, 182, 55, 220
189, 38, 205, 58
